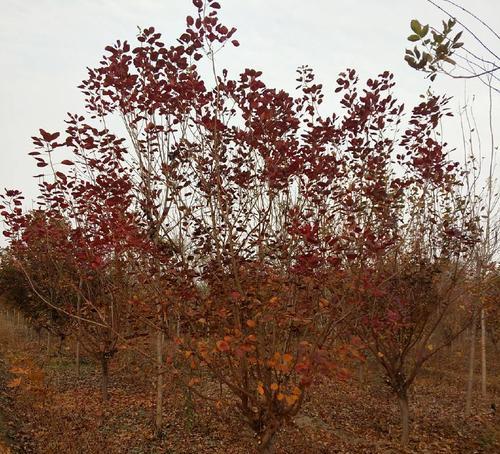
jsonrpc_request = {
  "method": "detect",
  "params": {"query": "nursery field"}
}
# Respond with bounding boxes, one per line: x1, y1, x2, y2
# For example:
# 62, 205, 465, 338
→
0, 311, 498, 454
1, 1, 499, 453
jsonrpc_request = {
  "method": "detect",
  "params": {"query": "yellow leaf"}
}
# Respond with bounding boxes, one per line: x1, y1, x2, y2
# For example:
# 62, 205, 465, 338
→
6, 377, 21, 388
286, 394, 299, 405
377, 352, 384, 358
277, 393, 285, 401
427, 344, 433, 351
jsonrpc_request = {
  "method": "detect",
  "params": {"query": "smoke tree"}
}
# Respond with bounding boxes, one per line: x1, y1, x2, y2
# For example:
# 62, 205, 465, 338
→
0, 0, 483, 449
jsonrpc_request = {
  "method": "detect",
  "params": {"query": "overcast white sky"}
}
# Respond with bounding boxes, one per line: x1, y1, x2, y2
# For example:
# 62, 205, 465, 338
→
1, 0, 499, 212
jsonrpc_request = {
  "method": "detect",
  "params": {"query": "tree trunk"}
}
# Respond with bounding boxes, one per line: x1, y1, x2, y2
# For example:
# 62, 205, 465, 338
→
101, 355, 109, 402
465, 309, 477, 417
46, 331, 51, 355
398, 393, 410, 446
358, 362, 366, 386
58, 335, 64, 356
258, 420, 280, 454
75, 340, 81, 378
155, 329, 164, 434
480, 307, 487, 397
76, 288, 81, 377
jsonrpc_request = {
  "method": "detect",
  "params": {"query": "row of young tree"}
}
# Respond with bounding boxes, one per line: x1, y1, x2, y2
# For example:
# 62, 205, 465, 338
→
0, 1, 498, 451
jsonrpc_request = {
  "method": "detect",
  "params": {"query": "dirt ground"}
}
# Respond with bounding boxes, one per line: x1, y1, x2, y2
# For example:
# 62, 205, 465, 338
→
0, 314, 498, 454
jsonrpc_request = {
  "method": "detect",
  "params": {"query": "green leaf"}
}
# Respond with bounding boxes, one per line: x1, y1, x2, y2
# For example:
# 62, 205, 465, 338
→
453, 31, 463, 42
434, 34, 444, 44
405, 55, 417, 68
416, 59, 427, 70
411, 19, 422, 35
420, 24, 429, 38
408, 34, 421, 42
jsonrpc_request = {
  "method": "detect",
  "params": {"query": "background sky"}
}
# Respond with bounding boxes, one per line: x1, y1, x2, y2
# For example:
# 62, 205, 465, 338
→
0, 0, 498, 215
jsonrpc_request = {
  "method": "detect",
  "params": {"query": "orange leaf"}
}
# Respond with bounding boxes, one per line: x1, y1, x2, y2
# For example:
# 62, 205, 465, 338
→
319, 298, 329, 308
257, 383, 264, 395
283, 353, 293, 363
6, 377, 21, 388
9, 366, 28, 375
246, 319, 256, 328
270, 383, 279, 391
292, 386, 302, 396
216, 340, 230, 352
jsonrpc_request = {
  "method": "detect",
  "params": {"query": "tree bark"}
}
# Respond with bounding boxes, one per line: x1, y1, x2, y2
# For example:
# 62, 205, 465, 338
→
75, 340, 81, 378
258, 420, 280, 454
480, 307, 487, 397
155, 329, 164, 434
398, 393, 410, 446
465, 309, 477, 417
101, 355, 109, 402
46, 330, 51, 355
76, 288, 81, 377
58, 335, 64, 356
358, 362, 366, 387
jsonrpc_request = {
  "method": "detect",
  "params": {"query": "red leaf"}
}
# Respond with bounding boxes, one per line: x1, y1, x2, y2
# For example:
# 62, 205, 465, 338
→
61, 160, 74, 166
39, 129, 52, 141
231, 40, 240, 47
187, 15, 194, 26
39, 129, 59, 142
48, 132, 60, 142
